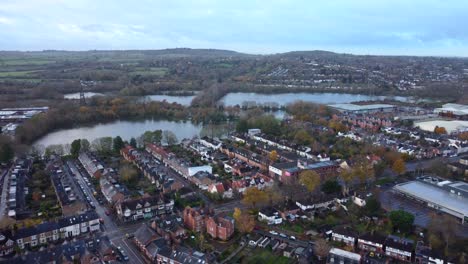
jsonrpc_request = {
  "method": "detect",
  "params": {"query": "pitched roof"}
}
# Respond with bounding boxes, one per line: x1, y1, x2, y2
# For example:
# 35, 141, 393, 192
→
134, 224, 157, 246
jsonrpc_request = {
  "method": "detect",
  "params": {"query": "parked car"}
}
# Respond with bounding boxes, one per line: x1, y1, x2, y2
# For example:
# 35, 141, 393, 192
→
269, 230, 278, 236
116, 246, 129, 261
279, 233, 287, 238
290, 236, 296, 240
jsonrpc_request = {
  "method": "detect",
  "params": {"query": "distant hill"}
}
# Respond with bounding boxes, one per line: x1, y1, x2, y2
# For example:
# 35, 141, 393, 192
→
0, 48, 251, 61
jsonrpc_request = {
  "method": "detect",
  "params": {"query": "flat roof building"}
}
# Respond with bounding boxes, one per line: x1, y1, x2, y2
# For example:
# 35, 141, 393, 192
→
328, 247, 361, 264
434, 103, 468, 118
328, 103, 396, 114
394, 180, 468, 223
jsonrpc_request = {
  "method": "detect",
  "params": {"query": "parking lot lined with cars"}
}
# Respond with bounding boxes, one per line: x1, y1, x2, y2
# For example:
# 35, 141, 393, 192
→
252, 229, 310, 248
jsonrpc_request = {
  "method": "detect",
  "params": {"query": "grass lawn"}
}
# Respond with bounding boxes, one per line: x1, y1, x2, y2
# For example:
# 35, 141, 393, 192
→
242, 248, 291, 264
280, 222, 305, 234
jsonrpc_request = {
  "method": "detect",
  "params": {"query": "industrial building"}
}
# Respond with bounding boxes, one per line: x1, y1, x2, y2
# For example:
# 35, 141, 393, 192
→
393, 178, 468, 224
434, 103, 468, 120
328, 103, 396, 114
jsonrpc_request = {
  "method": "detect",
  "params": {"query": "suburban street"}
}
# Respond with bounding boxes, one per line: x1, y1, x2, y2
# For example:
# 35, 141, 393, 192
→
0, 166, 11, 221
66, 160, 146, 264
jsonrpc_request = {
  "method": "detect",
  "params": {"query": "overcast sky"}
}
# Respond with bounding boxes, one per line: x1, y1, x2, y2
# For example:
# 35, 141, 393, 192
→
0, 0, 466, 56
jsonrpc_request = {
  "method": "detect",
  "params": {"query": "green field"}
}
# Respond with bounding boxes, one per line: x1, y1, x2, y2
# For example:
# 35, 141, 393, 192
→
0, 70, 40, 77
0, 78, 42, 83
1, 59, 56, 66
130, 67, 168, 77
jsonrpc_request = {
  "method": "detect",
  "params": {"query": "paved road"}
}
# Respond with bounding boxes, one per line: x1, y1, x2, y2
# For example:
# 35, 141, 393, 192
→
0, 166, 11, 221
213, 200, 246, 214
67, 160, 146, 264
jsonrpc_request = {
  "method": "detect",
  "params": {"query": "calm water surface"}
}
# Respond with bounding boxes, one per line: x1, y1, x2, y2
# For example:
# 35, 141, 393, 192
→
34, 119, 202, 147
142, 94, 196, 105
219, 92, 411, 107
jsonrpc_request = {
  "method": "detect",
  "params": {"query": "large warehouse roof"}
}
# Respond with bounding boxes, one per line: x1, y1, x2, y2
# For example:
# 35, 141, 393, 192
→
394, 181, 468, 217
328, 103, 395, 112
434, 103, 468, 116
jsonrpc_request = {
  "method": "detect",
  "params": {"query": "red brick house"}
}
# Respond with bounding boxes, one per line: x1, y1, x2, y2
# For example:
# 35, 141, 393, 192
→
121, 145, 137, 161
183, 207, 205, 233
205, 215, 235, 241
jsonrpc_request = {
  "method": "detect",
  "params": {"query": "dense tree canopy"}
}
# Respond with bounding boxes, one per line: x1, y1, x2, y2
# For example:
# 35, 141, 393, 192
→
113, 136, 124, 153
299, 170, 321, 193
70, 139, 81, 158
0, 136, 14, 163
389, 210, 414, 234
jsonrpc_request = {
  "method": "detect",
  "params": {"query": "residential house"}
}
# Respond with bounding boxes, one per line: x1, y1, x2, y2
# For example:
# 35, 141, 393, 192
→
276, 200, 301, 222
0, 233, 14, 256
415, 243, 445, 264
332, 227, 357, 248
205, 215, 235, 241
183, 207, 206, 233
258, 207, 282, 225
358, 233, 386, 254
199, 136, 222, 150
78, 152, 104, 178
221, 145, 269, 171
13, 211, 100, 250
145, 237, 169, 263
115, 196, 174, 223
100, 176, 125, 204
328, 247, 361, 264
385, 236, 414, 262
151, 214, 186, 243
156, 246, 207, 264
120, 145, 139, 161
133, 224, 160, 261
190, 171, 216, 190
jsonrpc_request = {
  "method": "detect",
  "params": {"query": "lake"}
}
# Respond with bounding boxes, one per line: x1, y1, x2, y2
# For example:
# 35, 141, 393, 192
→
219, 92, 411, 107
142, 94, 196, 106
64, 92, 104, 99
34, 119, 203, 147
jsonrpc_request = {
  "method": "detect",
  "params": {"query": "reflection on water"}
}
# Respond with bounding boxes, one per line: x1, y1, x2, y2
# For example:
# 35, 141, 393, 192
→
34, 119, 203, 147
142, 95, 196, 106
219, 92, 412, 107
